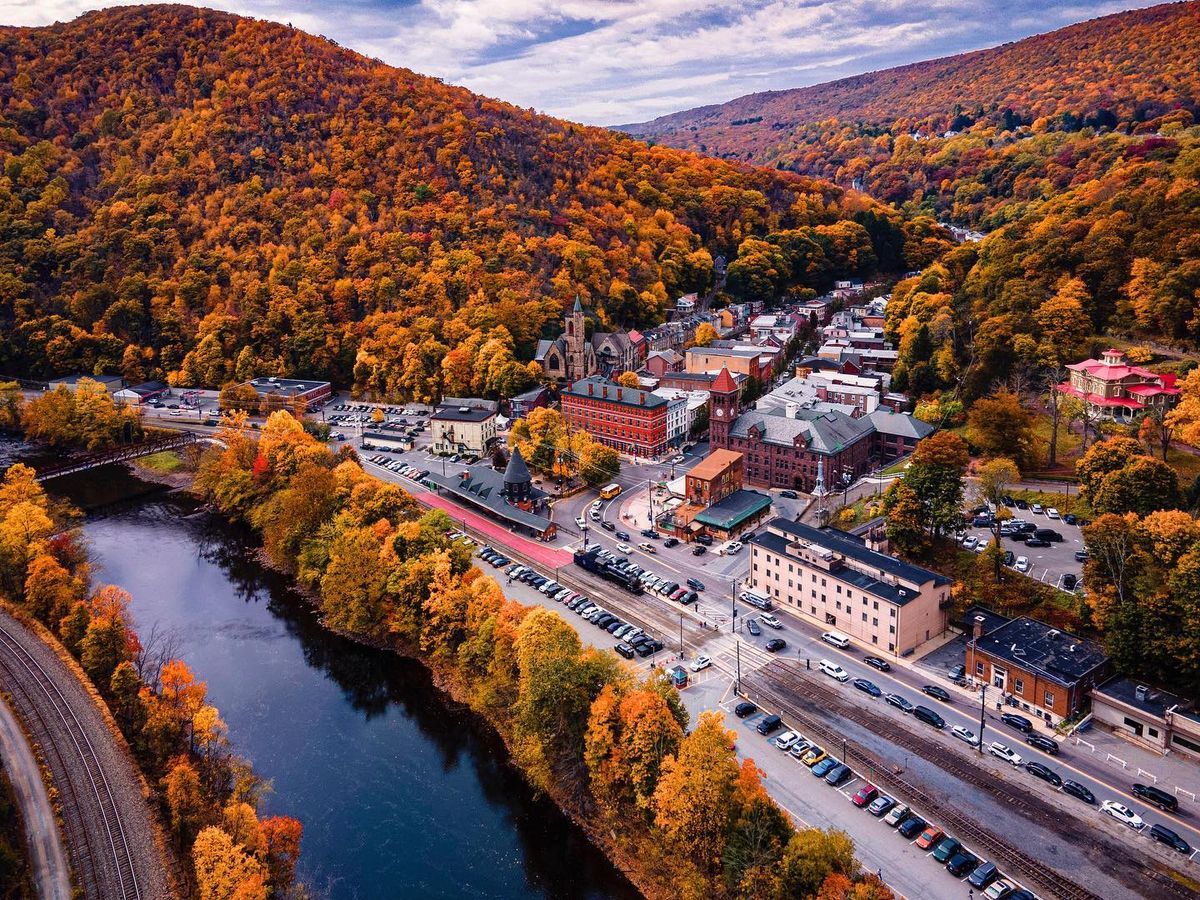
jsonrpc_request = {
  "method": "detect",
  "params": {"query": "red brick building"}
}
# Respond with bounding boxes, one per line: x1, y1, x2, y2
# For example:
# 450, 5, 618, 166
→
561, 377, 669, 458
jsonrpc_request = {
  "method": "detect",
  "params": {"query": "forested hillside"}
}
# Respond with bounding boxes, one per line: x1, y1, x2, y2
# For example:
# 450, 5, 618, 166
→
621, 3, 1200, 226
0, 5, 941, 397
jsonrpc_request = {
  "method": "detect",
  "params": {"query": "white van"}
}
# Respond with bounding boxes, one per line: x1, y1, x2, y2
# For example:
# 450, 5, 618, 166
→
821, 630, 851, 649
819, 660, 850, 682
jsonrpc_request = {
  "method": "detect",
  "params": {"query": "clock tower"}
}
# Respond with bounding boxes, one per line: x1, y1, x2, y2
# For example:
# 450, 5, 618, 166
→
708, 366, 740, 449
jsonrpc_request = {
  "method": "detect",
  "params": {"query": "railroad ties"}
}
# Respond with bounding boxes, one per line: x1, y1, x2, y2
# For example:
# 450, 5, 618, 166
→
0, 624, 142, 899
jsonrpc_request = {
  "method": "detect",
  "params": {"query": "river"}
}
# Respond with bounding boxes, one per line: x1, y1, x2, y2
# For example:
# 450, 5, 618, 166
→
5, 442, 638, 900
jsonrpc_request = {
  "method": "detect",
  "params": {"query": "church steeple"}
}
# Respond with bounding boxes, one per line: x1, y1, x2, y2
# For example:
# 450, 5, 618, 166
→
566, 295, 587, 380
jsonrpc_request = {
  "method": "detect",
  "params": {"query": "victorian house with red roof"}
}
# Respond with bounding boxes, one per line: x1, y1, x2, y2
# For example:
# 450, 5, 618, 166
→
1058, 349, 1179, 423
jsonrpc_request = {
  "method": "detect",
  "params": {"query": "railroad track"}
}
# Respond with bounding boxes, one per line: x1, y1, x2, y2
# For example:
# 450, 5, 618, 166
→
747, 662, 1192, 900
0, 623, 143, 900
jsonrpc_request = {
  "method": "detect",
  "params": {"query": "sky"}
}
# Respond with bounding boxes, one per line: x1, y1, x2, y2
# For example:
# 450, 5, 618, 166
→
2, 0, 1164, 124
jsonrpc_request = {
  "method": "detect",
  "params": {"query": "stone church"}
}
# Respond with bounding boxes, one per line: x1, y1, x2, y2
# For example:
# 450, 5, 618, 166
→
536, 296, 640, 382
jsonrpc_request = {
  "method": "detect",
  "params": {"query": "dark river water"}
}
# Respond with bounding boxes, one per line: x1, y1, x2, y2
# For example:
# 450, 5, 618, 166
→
4, 441, 637, 900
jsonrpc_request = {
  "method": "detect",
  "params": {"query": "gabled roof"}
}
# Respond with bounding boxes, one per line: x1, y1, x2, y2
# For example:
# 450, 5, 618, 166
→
731, 407, 875, 454
711, 366, 739, 394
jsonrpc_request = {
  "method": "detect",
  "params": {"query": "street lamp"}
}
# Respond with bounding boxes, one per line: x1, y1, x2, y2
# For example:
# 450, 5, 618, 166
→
679, 613, 685, 659
978, 685, 988, 754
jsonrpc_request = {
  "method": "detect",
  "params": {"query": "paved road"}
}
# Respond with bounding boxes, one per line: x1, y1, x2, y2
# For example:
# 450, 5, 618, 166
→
0, 609, 171, 900
0, 693, 72, 900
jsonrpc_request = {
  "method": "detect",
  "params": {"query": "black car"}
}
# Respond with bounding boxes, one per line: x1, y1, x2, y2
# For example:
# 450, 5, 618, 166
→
1061, 573, 1078, 590
746, 619, 762, 636
780, 490, 798, 499
922, 685, 952, 703
824, 764, 852, 786
897, 815, 926, 839
634, 643, 655, 658
1000, 712, 1034, 733
734, 701, 757, 718
663, 537, 679, 548
912, 705, 946, 729
885, 693, 914, 712
1025, 761, 1063, 787
1061, 780, 1096, 805
606, 620, 625, 634
765, 638, 787, 652
1024, 537, 1051, 548
1133, 782, 1179, 812
1149, 823, 1191, 854
946, 850, 979, 878
615, 531, 630, 541
1015, 499, 1030, 510
640, 529, 658, 539
1064, 513, 1077, 525
967, 861, 999, 889
1001, 550, 1015, 565
687, 578, 705, 591
853, 678, 882, 698
614, 643, 635, 659
692, 545, 707, 556
600, 520, 616, 532
864, 656, 892, 672
694, 534, 713, 546
1025, 734, 1060, 755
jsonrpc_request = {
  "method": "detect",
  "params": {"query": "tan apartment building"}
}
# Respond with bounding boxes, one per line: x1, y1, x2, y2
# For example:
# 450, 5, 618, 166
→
748, 519, 951, 656
430, 401, 499, 457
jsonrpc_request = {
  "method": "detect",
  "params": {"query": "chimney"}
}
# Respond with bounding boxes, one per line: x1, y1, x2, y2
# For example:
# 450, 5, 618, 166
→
640, 392, 646, 404
973, 615, 986, 640
587, 381, 593, 395
1047, 629, 1060, 640
603, 385, 608, 398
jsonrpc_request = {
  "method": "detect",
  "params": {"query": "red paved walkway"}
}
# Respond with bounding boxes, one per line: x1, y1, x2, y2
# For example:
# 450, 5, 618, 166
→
414, 487, 574, 570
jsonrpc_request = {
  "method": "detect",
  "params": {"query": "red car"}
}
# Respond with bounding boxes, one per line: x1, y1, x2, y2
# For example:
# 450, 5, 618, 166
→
851, 784, 878, 807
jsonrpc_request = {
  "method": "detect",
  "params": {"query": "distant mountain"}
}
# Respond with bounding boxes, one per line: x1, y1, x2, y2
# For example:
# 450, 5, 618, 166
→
0, 5, 939, 396
620, 2, 1200, 142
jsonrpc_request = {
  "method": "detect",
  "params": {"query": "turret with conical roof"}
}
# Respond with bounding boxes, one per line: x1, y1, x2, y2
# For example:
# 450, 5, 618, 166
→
502, 445, 532, 503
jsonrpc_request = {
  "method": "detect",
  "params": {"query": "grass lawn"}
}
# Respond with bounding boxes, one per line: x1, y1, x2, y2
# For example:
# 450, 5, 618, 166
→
831, 496, 885, 529
1006, 487, 1094, 519
881, 457, 911, 476
1027, 410, 1083, 475
134, 450, 183, 474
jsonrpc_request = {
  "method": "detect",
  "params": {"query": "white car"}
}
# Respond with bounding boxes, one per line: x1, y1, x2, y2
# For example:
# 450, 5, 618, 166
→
727, 541, 743, 553
616, 543, 633, 554
1014, 556, 1031, 573
962, 535, 978, 549
1100, 800, 1144, 829
590, 510, 601, 521
760, 614, 783, 629
671, 454, 685, 464
575, 517, 586, 528
773, 731, 801, 750
592, 499, 604, 510
1032, 503, 1044, 515
985, 881, 1016, 900
988, 741, 1022, 766
689, 655, 712, 672
952, 725, 980, 747
1046, 507, 1061, 519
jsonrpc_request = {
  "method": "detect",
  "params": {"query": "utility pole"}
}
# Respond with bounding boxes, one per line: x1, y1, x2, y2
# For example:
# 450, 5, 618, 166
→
978, 685, 987, 754
731, 578, 738, 633
679, 613, 684, 659
647, 476, 655, 530
736, 641, 741, 694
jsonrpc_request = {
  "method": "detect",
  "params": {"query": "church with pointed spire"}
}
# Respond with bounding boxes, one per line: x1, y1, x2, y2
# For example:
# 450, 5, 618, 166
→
535, 295, 641, 382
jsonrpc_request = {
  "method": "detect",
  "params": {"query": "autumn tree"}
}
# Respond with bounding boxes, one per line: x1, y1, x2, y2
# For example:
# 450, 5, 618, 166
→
617, 371, 641, 389
192, 826, 269, 900
901, 431, 969, 537
692, 323, 718, 347
965, 391, 1034, 467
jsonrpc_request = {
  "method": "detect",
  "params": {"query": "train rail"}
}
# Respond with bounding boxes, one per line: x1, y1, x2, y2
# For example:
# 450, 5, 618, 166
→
0, 623, 142, 899
746, 661, 1191, 900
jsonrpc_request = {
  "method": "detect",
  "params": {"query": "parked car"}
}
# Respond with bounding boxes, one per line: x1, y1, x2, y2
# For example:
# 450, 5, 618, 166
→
912, 706, 945, 729
800, 745, 828, 767
1046, 507, 1061, 519
867, 795, 895, 817
734, 701, 757, 718
811, 757, 839, 778
989, 742, 1023, 766
851, 784, 878, 807
1023, 537, 1051, 548
1148, 823, 1191, 853
853, 678, 882, 698
1061, 573, 1078, 590
897, 815, 926, 839
614, 643, 635, 659
1133, 782, 1179, 812
915, 825, 944, 850
947, 664, 966, 683
864, 656, 891, 672
984, 879, 1016, 900
882, 803, 910, 826
931, 836, 962, 863
884, 693, 914, 712
773, 731, 802, 751
824, 764, 852, 786
819, 660, 849, 681
967, 861, 999, 889
1100, 800, 1144, 829
921, 684, 952, 703
1062, 780, 1096, 805
686, 578, 705, 591
1014, 556, 1031, 573
951, 725, 980, 747
691, 545, 707, 556
1025, 734, 1060, 755
756, 715, 783, 735
947, 850, 979, 877
1073, 548, 1089, 562
1025, 761, 1063, 787
1000, 713, 1034, 733
961, 535, 979, 550
780, 490, 798, 499
663, 537, 679, 548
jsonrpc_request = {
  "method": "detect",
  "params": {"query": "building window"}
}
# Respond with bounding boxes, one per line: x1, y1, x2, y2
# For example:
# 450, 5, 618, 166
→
888, 642, 895, 652
1173, 734, 1200, 754
889, 625, 895, 634
873, 601, 879, 611
872, 618, 878, 627
1148, 727, 1159, 739
862, 613, 867, 622
871, 636, 878, 645
810, 606, 816, 615
975, 662, 984, 676
1045, 692, 1054, 709
1014, 678, 1024, 695
889, 608, 895, 618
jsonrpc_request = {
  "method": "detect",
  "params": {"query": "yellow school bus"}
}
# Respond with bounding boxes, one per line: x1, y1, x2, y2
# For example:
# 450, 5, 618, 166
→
599, 483, 622, 500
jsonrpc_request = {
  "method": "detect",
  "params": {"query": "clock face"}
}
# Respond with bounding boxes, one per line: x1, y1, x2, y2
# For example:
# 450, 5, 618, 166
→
715, 407, 724, 417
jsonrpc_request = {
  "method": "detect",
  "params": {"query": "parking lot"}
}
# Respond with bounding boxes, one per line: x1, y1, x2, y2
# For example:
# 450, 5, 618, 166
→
960, 505, 1088, 594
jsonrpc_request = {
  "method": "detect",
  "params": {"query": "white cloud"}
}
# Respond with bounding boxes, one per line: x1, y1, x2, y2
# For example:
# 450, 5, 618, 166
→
0, 0, 1163, 124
